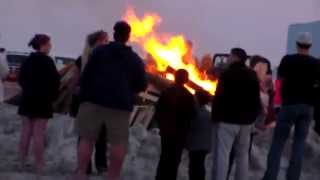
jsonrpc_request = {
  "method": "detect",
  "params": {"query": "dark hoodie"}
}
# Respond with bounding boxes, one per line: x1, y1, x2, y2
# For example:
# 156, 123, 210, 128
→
212, 62, 261, 125
79, 42, 147, 111
154, 84, 196, 141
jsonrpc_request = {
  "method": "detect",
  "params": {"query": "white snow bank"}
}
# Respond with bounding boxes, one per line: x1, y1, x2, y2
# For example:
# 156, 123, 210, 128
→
0, 104, 319, 180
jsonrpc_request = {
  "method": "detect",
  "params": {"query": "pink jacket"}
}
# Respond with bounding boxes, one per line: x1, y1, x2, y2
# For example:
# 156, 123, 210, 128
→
274, 79, 282, 107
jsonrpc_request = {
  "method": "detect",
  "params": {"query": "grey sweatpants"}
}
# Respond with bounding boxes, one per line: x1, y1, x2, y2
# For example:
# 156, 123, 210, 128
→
211, 123, 252, 180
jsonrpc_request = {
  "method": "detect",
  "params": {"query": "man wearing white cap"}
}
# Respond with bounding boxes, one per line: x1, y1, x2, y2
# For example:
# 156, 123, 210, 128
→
262, 32, 319, 180
0, 47, 9, 103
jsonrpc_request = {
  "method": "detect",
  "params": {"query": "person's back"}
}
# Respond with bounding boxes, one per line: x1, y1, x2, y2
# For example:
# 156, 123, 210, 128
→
73, 21, 147, 180
187, 104, 211, 150
155, 69, 196, 180
80, 41, 147, 111
18, 34, 60, 179
187, 90, 211, 180
210, 48, 261, 180
20, 52, 59, 100
156, 84, 195, 138
263, 32, 318, 180
212, 62, 261, 125
278, 54, 318, 105
19, 51, 60, 119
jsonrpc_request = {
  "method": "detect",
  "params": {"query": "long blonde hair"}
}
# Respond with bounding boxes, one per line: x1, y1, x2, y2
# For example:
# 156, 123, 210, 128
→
81, 30, 108, 72
81, 40, 92, 72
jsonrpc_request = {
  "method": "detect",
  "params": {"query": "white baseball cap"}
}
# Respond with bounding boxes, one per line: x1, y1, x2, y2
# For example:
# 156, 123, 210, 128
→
296, 32, 313, 45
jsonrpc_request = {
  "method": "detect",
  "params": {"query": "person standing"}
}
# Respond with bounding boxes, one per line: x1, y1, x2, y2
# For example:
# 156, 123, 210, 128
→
262, 32, 319, 180
155, 69, 196, 180
226, 55, 273, 180
250, 56, 275, 129
70, 30, 109, 174
70, 30, 109, 117
72, 21, 147, 180
187, 90, 211, 180
18, 34, 60, 178
211, 48, 261, 180
0, 47, 9, 103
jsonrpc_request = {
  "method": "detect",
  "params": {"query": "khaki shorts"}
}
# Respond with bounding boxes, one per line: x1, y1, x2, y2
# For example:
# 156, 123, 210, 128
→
76, 103, 131, 148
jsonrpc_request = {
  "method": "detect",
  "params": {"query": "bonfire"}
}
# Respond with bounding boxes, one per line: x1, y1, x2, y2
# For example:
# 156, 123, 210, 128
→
123, 7, 218, 95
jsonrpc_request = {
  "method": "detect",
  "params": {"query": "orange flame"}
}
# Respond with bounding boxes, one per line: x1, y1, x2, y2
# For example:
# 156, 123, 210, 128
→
123, 7, 217, 95
166, 73, 196, 94
124, 7, 161, 41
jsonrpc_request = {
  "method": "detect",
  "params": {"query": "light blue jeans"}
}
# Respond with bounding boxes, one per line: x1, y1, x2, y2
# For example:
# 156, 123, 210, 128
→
262, 104, 313, 180
211, 123, 252, 180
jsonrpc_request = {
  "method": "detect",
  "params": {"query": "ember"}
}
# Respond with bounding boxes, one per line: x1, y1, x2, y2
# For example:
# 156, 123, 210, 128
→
123, 7, 218, 95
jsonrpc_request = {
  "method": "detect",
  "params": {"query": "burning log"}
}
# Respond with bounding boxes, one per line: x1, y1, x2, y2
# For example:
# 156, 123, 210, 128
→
165, 66, 209, 93
147, 72, 172, 92
146, 66, 212, 96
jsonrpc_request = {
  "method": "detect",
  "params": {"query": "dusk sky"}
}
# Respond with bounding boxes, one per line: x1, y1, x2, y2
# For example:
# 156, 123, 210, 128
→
0, 0, 319, 66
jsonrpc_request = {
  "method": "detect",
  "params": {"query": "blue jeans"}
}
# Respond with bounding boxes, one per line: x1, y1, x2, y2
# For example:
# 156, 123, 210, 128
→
262, 104, 313, 180
211, 123, 252, 180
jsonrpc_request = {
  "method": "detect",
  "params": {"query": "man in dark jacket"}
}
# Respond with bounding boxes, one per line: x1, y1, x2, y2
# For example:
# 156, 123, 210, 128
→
73, 21, 147, 180
155, 69, 196, 180
211, 48, 261, 180
263, 32, 319, 180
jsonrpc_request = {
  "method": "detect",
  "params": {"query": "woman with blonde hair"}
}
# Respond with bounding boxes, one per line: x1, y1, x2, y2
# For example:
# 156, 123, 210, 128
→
70, 30, 108, 116
53, 31, 108, 114
71, 30, 109, 175
81, 30, 109, 72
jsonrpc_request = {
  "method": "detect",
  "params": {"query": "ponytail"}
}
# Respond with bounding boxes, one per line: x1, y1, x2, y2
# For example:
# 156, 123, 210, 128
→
28, 34, 50, 50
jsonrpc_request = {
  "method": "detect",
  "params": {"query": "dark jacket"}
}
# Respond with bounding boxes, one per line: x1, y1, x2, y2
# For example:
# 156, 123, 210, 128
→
80, 42, 147, 111
69, 56, 82, 117
18, 52, 60, 119
154, 84, 196, 141
313, 59, 320, 136
278, 54, 318, 106
212, 62, 261, 125
187, 104, 212, 151
314, 119, 320, 136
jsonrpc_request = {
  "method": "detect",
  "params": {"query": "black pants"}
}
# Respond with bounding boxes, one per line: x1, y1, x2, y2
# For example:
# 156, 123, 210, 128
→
94, 125, 107, 172
189, 150, 208, 180
314, 105, 320, 135
156, 137, 185, 180
80, 125, 107, 174
70, 94, 81, 118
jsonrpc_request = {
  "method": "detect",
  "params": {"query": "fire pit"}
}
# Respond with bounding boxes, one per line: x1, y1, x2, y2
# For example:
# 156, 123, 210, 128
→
123, 7, 218, 95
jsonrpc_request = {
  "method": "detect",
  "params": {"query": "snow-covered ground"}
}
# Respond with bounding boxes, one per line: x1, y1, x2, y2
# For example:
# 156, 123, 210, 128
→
0, 104, 319, 180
